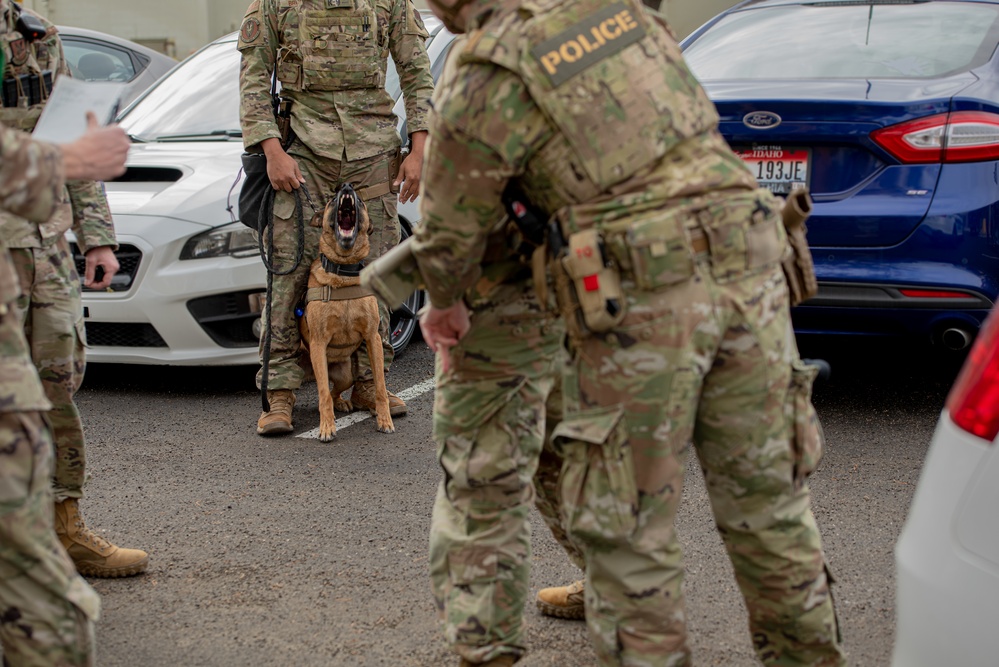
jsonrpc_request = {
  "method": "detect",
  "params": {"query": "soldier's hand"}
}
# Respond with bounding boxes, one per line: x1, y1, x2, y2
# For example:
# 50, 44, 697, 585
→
394, 152, 422, 204
60, 112, 131, 181
394, 131, 426, 204
262, 138, 305, 192
84, 246, 120, 290
419, 301, 470, 374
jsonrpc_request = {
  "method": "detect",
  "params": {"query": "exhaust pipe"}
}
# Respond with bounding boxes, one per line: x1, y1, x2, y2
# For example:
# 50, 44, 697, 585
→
940, 327, 973, 351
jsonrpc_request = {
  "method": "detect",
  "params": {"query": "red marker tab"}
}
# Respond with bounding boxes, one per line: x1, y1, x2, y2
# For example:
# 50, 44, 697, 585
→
583, 274, 600, 292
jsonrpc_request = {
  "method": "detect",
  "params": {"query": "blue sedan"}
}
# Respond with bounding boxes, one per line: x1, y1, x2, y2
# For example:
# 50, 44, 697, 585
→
682, 0, 999, 351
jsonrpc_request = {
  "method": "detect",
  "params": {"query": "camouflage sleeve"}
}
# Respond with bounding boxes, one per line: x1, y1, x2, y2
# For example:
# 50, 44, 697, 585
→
237, 0, 281, 150
0, 124, 64, 223
412, 57, 553, 308
412, 115, 510, 309
67, 180, 116, 254
386, 0, 433, 136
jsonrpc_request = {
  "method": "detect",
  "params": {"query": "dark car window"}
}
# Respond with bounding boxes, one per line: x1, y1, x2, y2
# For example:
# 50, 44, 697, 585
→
685, 2, 999, 81
120, 39, 241, 141
62, 38, 138, 82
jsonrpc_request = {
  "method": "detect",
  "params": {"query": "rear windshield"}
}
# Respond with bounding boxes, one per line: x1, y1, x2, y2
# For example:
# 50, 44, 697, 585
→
684, 1, 999, 80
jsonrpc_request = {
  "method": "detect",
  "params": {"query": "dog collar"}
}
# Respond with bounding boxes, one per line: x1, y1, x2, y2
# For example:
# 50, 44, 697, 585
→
320, 254, 364, 277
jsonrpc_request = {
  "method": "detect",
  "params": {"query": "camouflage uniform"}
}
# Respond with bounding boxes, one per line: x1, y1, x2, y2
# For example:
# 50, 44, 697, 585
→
0, 5, 117, 506
412, 0, 847, 664
0, 122, 100, 666
424, 254, 586, 663
238, 0, 434, 394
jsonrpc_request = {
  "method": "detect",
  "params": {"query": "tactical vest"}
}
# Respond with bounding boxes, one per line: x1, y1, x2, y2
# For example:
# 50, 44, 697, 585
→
276, 0, 385, 93
465, 0, 719, 194
0, 4, 53, 131
0, 6, 70, 244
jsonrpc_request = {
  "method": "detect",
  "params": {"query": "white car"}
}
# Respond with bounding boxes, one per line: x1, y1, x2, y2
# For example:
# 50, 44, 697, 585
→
76, 17, 453, 365
893, 306, 999, 665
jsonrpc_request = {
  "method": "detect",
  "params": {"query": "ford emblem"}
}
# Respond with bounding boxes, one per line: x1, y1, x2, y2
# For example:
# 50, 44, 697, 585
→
743, 111, 782, 130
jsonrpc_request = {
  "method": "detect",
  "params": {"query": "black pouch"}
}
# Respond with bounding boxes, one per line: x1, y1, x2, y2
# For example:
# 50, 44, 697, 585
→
239, 152, 271, 230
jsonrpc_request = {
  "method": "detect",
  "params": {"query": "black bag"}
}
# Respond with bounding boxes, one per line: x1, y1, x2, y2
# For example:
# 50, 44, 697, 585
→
239, 152, 271, 230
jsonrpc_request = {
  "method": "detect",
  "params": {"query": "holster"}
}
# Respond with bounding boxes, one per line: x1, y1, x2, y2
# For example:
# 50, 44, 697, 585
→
781, 189, 818, 307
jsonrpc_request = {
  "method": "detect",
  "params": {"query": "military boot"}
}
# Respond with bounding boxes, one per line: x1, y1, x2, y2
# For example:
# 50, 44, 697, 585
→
257, 389, 295, 435
459, 656, 516, 667
536, 579, 586, 620
54, 499, 149, 578
350, 379, 406, 417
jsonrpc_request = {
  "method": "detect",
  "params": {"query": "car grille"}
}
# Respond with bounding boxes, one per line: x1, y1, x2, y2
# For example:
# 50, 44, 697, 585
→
71, 243, 142, 292
85, 322, 167, 348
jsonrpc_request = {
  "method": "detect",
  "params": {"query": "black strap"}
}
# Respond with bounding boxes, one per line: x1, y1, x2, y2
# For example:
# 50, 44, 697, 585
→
320, 254, 363, 276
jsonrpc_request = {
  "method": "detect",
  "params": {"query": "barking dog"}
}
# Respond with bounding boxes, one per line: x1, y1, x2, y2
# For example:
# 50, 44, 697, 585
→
299, 183, 394, 441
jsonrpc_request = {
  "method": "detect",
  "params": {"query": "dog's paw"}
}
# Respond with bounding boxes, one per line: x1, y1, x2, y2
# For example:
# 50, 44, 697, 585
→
318, 421, 337, 442
334, 398, 352, 413
376, 416, 395, 434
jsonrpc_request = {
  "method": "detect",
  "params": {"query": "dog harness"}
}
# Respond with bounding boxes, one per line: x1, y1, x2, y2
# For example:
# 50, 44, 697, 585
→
304, 257, 374, 302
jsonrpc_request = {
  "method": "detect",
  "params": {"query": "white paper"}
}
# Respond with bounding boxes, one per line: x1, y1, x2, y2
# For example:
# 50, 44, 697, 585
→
31, 77, 126, 143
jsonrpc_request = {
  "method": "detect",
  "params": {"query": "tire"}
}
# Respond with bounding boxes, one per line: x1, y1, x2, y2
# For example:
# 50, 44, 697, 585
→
388, 218, 424, 356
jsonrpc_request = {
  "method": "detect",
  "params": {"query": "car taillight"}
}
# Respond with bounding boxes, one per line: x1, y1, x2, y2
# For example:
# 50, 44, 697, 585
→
871, 111, 999, 164
947, 310, 999, 441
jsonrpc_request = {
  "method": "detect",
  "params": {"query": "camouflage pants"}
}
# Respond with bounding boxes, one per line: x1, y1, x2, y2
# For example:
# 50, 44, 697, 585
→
9, 238, 87, 502
0, 411, 99, 667
429, 279, 584, 664
556, 258, 846, 667
256, 142, 402, 391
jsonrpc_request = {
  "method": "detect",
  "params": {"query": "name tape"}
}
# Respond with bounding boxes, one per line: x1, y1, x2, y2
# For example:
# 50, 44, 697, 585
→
530, 3, 646, 87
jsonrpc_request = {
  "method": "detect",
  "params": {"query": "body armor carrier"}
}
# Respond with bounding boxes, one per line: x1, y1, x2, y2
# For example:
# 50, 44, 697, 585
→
276, 0, 384, 93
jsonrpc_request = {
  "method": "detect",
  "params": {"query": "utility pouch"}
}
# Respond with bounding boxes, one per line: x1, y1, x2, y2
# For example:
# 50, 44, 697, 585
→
788, 358, 824, 489
275, 98, 294, 149
781, 189, 818, 306
561, 229, 626, 334
238, 152, 271, 230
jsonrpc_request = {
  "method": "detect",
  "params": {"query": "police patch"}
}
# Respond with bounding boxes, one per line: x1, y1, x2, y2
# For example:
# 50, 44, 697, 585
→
9, 38, 27, 67
241, 17, 261, 44
530, 3, 646, 87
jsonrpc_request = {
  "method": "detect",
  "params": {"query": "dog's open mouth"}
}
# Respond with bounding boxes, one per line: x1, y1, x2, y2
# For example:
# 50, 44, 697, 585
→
332, 185, 362, 250
337, 192, 357, 236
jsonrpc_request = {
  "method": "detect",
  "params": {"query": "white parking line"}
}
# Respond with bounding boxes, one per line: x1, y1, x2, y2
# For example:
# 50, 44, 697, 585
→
296, 377, 436, 439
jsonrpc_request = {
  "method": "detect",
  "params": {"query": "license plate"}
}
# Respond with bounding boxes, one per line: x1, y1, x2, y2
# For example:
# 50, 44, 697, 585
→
736, 146, 810, 195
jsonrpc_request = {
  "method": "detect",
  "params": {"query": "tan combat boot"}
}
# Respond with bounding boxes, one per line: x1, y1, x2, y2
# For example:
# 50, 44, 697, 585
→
350, 380, 406, 417
54, 499, 149, 578
536, 579, 586, 620
459, 656, 516, 667
257, 389, 295, 435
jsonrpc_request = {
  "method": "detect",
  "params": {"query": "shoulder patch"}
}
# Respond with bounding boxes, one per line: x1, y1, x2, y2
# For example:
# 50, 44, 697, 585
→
238, 1, 264, 49
530, 2, 645, 86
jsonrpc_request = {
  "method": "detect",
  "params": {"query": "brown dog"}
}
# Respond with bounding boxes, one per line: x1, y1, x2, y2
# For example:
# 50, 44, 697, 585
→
299, 183, 394, 441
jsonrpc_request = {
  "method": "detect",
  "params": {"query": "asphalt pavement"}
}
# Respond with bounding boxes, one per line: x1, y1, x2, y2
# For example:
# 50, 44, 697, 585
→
69, 337, 962, 666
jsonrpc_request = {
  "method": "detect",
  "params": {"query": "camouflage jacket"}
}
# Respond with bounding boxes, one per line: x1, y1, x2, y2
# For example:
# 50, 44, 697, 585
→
412, 0, 759, 309
0, 5, 117, 253
0, 123, 60, 412
238, 0, 434, 162
0, 123, 62, 226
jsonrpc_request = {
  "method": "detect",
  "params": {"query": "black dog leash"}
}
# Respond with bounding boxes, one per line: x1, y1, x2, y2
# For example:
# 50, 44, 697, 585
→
258, 182, 317, 413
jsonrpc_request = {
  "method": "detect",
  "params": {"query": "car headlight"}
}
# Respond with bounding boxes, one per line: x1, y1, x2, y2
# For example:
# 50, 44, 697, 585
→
180, 223, 260, 260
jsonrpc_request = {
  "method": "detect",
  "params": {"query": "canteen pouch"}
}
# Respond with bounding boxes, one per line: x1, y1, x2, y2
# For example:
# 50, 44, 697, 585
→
781, 189, 818, 306
238, 152, 271, 230
788, 359, 824, 489
554, 405, 638, 543
560, 229, 626, 334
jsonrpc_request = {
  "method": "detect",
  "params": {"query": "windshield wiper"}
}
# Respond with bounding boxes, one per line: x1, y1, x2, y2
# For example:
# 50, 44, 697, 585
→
154, 129, 242, 141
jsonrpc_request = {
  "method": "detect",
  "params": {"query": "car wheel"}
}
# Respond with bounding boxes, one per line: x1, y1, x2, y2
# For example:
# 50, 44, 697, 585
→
389, 218, 424, 356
